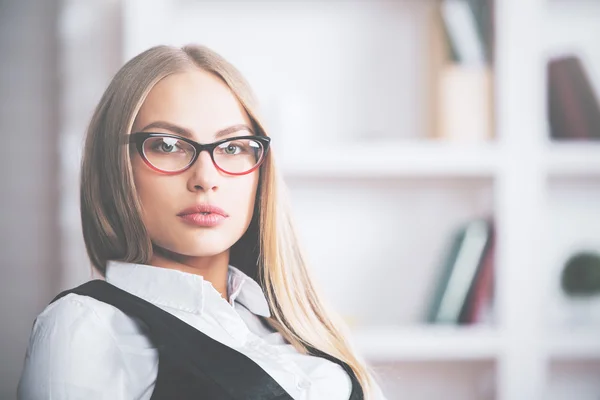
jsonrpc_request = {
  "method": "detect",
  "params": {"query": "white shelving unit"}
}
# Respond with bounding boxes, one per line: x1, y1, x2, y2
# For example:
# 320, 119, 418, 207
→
547, 330, 600, 361
545, 142, 600, 177
113, 0, 600, 399
282, 141, 600, 180
351, 325, 600, 364
350, 325, 501, 362
280, 140, 500, 178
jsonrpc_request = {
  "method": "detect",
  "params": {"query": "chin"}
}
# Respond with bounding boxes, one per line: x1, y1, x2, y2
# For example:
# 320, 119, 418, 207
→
170, 234, 237, 257
152, 224, 246, 259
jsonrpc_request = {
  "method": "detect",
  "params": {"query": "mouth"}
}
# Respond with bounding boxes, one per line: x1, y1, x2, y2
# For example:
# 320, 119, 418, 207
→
177, 204, 228, 227
177, 204, 228, 218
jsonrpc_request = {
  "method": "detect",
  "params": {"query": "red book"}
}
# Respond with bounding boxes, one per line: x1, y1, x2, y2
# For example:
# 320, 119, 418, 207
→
548, 56, 600, 140
459, 221, 495, 325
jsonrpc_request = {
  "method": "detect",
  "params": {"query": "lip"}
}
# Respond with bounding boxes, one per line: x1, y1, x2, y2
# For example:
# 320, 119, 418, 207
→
177, 204, 229, 227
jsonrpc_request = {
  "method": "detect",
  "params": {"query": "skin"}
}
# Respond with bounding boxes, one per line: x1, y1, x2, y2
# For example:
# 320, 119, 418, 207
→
130, 67, 259, 299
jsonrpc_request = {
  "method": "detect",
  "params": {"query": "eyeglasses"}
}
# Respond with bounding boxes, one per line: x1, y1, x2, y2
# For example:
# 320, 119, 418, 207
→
128, 132, 271, 175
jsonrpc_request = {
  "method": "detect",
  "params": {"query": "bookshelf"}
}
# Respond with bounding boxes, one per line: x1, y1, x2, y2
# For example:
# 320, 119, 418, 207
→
351, 326, 600, 363
350, 325, 501, 362
279, 140, 500, 178
547, 330, 600, 360
58, 0, 599, 399
545, 142, 600, 177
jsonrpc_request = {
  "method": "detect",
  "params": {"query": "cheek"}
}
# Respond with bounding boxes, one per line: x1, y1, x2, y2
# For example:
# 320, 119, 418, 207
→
230, 173, 259, 218
131, 159, 175, 224
220, 173, 260, 236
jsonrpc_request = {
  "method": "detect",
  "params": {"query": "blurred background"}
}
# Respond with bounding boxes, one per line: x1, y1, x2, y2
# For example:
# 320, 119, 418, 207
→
1, 0, 600, 399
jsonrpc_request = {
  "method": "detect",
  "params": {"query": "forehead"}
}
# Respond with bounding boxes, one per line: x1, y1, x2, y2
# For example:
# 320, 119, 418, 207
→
132, 68, 251, 139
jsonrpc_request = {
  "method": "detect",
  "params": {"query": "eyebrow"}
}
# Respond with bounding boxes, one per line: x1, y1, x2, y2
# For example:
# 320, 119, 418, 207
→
139, 121, 255, 139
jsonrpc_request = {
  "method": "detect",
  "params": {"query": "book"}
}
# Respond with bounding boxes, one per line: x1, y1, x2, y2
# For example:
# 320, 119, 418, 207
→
440, 0, 486, 66
548, 55, 600, 140
432, 1, 495, 141
465, 0, 495, 64
427, 218, 493, 324
460, 221, 495, 324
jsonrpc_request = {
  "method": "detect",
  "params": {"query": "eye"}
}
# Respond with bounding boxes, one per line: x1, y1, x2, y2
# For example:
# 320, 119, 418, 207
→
218, 142, 243, 155
151, 137, 182, 153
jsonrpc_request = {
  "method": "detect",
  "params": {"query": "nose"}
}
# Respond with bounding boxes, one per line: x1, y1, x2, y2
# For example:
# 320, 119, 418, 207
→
187, 150, 220, 192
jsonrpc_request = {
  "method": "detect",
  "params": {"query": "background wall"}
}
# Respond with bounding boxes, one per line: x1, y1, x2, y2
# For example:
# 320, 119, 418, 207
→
0, 1, 60, 398
0, 0, 121, 397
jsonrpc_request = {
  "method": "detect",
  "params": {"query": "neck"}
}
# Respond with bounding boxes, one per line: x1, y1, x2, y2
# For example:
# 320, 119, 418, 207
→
150, 246, 231, 300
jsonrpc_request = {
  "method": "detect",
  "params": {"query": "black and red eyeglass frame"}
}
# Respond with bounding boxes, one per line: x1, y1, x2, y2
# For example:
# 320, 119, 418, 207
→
127, 132, 272, 176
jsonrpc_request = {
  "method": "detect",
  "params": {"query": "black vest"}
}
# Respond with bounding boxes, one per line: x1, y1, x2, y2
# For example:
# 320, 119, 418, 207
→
51, 280, 364, 400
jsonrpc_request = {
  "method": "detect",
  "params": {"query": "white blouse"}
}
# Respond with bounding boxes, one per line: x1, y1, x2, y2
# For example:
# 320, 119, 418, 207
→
17, 260, 367, 400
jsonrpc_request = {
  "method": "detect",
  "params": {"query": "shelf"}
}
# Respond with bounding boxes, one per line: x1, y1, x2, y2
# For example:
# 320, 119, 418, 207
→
544, 141, 600, 177
279, 139, 600, 179
349, 325, 501, 362
279, 140, 499, 179
546, 330, 600, 360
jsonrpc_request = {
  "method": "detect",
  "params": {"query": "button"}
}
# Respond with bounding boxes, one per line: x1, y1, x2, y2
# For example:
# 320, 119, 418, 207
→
297, 379, 312, 390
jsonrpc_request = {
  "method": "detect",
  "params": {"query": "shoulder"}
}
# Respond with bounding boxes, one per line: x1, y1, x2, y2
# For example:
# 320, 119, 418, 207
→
33, 283, 135, 341
42, 285, 119, 318
38, 281, 147, 338
25, 291, 124, 363
32, 282, 154, 350
18, 292, 129, 398
37, 290, 116, 328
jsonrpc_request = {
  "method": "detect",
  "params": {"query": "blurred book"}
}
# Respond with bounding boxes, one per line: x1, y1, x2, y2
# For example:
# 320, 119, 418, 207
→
427, 218, 494, 325
431, 0, 495, 141
440, 0, 495, 66
465, 0, 495, 64
548, 55, 600, 140
460, 221, 495, 324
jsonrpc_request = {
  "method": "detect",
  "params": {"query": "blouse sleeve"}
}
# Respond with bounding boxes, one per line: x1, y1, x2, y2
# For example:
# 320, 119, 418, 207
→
17, 294, 130, 400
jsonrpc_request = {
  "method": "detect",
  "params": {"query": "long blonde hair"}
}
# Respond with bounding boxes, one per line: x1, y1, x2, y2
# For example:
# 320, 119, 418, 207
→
80, 44, 378, 397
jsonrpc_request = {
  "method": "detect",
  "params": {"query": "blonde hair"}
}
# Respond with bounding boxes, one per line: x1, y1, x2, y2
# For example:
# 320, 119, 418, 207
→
80, 44, 378, 397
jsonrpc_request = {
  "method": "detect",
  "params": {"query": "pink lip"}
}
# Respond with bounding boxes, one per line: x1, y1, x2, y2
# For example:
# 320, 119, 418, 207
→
177, 204, 228, 227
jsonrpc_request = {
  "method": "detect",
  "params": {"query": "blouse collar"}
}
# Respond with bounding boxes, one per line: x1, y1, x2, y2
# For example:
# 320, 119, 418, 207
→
105, 260, 271, 318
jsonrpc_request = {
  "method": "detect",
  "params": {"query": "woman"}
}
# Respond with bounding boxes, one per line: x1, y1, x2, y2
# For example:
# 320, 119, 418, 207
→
18, 44, 386, 399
